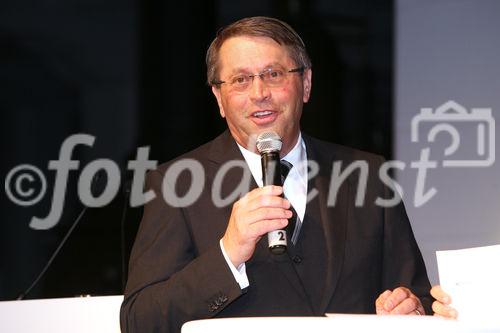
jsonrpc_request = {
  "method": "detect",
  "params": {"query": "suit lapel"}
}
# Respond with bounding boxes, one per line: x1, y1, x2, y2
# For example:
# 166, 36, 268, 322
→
303, 135, 349, 313
206, 130, 245, 165
204, 131, 256, 237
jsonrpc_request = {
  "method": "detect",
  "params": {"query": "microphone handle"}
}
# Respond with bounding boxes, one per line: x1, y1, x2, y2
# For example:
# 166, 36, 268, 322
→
261, 151, 288, 255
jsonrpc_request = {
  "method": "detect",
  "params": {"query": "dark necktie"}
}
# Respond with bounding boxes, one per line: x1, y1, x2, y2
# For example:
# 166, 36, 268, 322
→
280, 160, 301, 244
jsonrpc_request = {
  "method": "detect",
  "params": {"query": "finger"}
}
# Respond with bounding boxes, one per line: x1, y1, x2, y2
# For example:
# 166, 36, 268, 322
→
248, 218, 289, 237
249, 195, 290, 211
248, 207, 293, 225
240, 188, 289, 212
375, 290, 392, 314
238, 186, 281, 207
432, 300, 458, 319
383, 287, 411, 312
430, 285, 451, 304
390, 296, 421, 315
247, 185, 284, 200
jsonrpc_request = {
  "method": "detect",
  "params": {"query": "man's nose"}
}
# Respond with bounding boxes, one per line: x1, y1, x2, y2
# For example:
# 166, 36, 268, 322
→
248, 76, 270, 101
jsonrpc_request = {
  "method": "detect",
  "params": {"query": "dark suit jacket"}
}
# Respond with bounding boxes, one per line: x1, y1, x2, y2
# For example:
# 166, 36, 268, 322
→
120, 131, 432, 333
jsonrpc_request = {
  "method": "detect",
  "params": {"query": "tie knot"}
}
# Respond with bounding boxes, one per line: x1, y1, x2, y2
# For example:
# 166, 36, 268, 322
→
280, 160, 293, 181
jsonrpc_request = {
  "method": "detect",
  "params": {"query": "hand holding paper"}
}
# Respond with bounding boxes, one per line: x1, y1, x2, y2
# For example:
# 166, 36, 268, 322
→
430, 285, 457, 319
436, 244, 500, 327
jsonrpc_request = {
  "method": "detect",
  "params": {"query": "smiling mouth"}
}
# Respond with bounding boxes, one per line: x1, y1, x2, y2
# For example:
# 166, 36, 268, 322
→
251, 110, 275, 118
249, 110, 278, 126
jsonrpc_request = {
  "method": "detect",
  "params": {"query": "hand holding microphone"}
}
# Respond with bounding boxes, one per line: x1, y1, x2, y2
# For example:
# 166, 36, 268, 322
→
221, 132, 292, 268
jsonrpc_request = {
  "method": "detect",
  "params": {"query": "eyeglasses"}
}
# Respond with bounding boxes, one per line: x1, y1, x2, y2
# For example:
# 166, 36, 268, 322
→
212, 67, 305, 92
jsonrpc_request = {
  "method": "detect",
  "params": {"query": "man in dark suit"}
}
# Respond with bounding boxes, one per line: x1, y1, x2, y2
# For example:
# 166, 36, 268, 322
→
121, 16, 432, 333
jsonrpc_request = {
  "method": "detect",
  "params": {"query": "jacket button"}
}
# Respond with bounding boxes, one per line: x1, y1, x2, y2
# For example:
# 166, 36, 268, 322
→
292, 255, 302, 264
208, 303, 219, 312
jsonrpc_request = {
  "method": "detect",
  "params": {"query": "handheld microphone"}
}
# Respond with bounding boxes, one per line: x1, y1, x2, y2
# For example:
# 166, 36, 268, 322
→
256, 131, 287, 255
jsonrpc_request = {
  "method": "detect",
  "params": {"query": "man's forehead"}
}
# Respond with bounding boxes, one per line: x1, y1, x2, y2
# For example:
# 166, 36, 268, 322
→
217, 35, 294, 73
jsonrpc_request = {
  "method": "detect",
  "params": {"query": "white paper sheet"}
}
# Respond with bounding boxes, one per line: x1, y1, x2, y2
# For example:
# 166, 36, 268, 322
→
436, 244, 500, 328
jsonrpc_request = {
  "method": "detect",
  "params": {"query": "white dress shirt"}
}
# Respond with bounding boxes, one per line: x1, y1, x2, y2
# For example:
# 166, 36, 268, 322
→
219, 133, 308, 289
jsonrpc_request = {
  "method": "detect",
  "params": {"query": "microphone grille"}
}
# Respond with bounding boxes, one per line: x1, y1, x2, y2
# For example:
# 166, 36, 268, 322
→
256, 131, 282, 153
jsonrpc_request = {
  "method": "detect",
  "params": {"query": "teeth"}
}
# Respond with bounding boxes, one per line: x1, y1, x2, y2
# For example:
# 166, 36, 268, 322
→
253, 111, 273, 117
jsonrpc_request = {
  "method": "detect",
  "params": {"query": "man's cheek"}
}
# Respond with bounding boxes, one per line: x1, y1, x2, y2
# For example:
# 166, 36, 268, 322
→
275, 86, 290, 95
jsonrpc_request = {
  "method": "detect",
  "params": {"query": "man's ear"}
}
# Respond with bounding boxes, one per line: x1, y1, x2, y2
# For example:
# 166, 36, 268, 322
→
211, 85, 226, 118
302, 68, 312, 103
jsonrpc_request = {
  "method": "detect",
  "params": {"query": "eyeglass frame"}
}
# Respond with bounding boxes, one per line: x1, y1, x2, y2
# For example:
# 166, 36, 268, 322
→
211, 66, 305, 89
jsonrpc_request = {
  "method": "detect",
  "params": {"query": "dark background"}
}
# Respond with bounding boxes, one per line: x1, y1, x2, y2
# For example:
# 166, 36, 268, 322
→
0, 0, 392, 300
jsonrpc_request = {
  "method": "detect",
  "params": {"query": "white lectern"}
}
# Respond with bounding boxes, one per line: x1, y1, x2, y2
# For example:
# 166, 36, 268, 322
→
0, 295, 123, 333
182, 315, 500, 333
